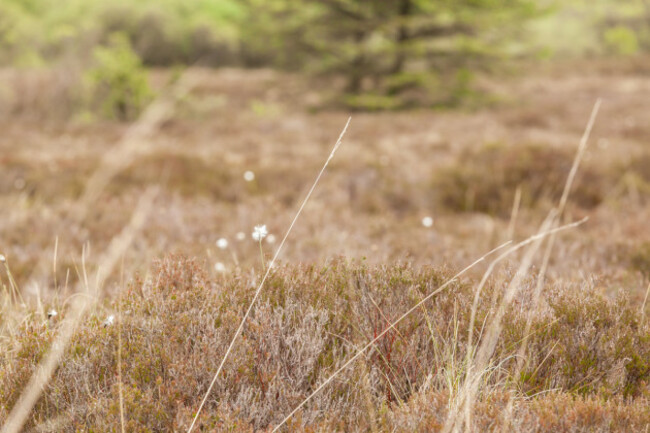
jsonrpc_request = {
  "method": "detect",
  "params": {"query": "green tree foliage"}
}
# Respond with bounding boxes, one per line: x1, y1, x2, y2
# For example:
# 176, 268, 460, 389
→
85, 33, 153, 121
240, 0, 543, 108
0, 0, 244, 67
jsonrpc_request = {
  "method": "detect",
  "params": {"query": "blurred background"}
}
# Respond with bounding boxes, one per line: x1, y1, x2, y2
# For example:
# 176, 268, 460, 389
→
1, 0, 650, 301
1, 0, 650, 115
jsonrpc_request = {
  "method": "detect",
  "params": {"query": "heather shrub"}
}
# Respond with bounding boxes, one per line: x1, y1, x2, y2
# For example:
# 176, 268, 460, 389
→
506, 281, 650, 397
629, 241, 650, 277
1, 258, 648, 431
111, 153, 239, 201
346, 165, 419, 216
389, 390, 650, 432
0, 154, 95, 201
432, 143, 607, 215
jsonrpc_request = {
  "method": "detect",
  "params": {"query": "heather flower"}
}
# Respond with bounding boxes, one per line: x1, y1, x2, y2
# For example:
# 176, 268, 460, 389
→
216, 238, 228, 250
252, 225, 268, 241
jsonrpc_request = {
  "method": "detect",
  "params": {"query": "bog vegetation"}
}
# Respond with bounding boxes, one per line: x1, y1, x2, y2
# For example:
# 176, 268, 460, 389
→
1, 1, 650, 432
2, 258, 649, 431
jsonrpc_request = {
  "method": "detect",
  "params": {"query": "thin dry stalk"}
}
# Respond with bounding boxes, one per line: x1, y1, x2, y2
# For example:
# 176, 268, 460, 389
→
450, 215, 555, 433
0, 189, 157, 433
505, 185, 522, 242
442, 100, 601, 432
53, 236, 59, 293
641, 281, 650, 326
118, 257, 126, 433
272, 218, 587, 432
2, 260, 25, 307
499, 99, 602, 430
186, 117, 352, 433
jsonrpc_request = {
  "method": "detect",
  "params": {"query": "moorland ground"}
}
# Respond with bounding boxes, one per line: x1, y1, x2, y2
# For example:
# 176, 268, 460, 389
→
1, 61, 649, 431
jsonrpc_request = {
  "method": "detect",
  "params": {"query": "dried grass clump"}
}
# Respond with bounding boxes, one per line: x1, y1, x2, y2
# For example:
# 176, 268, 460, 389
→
432, 142, 607, 215
1, 258, 648, 431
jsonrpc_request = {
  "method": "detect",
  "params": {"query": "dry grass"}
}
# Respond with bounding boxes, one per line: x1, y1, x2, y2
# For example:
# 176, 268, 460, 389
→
1, 258, 648, 431
1, 62, 650, 431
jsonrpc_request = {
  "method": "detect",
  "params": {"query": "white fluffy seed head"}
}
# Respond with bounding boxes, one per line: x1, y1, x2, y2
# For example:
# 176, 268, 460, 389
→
103, 315, 115, 327
236, 232, 246, 241
214, 262, 226, 273
47, 309, 58, 319
252, 224, 268, 241
422, 216, 434, 228
0, 254, 5, 263
266, 234, 276, 244
216, 238, 228, 250
243, 170, 255, 182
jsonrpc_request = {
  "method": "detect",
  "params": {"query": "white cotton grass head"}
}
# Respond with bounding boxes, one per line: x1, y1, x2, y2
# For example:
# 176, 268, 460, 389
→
243, 170, 255, 182
236, 232, 246, 241
0, 254, 5, 263
252, 224, 268, 241
216, 238, 228, 250
266, 234, 276, 244
47, 309, 58, 319
214, 262, 226, 273
422, 216, 434, 228
103, 315, 115, 327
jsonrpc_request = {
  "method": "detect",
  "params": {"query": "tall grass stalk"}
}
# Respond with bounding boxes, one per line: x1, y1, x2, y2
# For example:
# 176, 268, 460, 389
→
500, 99, 602, 430
118, 257, 126, 433
271, 217, 587, 432
505, 185, 522, 241
186, 117, 352, 432
642, 282, 650, 326
445, 100, 601, 432
450, 215, 554, 433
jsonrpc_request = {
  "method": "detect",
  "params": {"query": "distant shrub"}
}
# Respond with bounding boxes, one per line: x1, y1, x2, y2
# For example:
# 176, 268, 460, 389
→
112, 153, 239, 200
85, 32, 153, 121
97, 8, 237, 66
627, 152, 650, 184
431, 142, 606, 215
629, 242, 650, 277
604, 26, 640, 56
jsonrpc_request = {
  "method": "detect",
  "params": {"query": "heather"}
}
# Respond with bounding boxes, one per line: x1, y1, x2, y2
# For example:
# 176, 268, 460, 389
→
2, 258, 648, 431
2, 2, 650, 432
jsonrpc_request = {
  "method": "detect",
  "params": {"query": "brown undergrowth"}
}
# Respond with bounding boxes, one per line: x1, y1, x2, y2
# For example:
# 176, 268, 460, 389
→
1, 257, 648, 431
